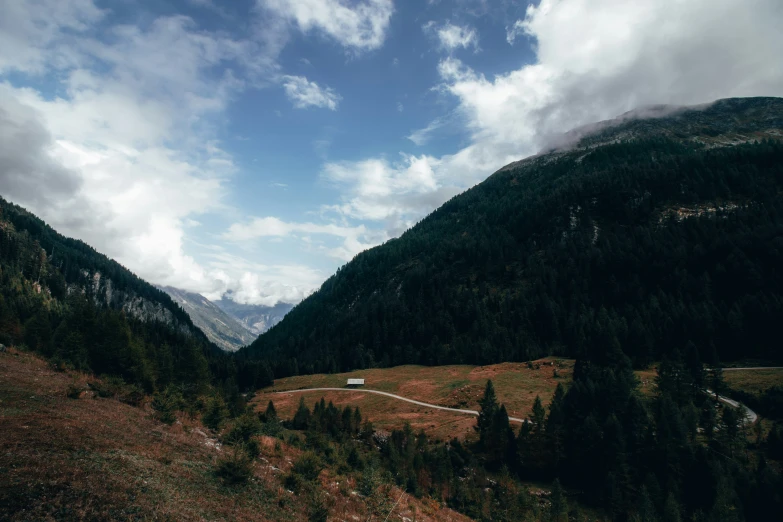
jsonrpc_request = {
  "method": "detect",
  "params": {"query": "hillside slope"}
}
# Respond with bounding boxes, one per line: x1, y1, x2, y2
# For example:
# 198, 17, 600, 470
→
0, 349, 468, 522
0, 196, 225, 391
240, 97, 783, 376
159, 286, 256, 352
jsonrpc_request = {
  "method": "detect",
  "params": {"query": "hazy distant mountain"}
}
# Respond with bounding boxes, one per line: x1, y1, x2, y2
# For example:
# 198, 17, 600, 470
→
158, 286, 256, 352
213, 297, 293, 336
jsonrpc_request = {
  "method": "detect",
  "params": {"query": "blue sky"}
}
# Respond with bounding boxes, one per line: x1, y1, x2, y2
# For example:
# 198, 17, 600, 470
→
2, 0, 782, 305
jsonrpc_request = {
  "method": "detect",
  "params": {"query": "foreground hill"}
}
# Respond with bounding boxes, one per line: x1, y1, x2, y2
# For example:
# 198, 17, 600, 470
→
159, 286, 256, 352
0, 348, 468, 522
241, 97, 783, 376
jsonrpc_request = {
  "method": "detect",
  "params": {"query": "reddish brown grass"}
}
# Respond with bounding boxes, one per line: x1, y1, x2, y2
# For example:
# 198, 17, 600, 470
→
255, 357, 574, 440
0, 349, 468, 522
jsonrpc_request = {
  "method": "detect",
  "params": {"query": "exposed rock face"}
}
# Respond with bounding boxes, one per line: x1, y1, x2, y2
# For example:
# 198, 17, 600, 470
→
70, 270, 191, 335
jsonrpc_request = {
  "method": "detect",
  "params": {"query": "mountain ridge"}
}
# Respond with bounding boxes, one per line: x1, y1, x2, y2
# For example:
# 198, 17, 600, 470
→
238, 97, 783, 377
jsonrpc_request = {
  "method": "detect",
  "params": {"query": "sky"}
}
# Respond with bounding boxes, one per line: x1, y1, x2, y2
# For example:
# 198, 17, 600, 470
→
1, 0, 782, 306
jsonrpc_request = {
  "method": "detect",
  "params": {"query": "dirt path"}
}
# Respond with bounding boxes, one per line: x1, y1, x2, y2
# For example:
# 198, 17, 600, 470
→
718, 367, 783, 371
705, 389, 758, 424
703, 366, 783, 424
275, 387, 529, 424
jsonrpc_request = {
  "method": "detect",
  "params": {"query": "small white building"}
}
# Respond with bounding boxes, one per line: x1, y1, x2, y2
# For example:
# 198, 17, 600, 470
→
346, 378, 365, 387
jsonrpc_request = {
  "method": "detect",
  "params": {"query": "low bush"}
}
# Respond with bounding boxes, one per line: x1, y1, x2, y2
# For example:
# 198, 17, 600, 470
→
66, 379, 83, 399
214, 447, 254, 485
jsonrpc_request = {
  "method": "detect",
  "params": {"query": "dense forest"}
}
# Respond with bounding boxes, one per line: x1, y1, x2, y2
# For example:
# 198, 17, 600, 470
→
0, 197, 266, 395
240, 98, 783, 377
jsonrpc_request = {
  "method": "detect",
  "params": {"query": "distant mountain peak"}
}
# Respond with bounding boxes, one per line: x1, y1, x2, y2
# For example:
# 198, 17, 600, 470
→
157, 286, 256, 352
212, 297, 293, 337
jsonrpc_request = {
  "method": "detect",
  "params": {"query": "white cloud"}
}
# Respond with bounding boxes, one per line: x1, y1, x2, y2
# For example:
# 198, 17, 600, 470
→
320, 154, 460, 237
424, 21, 479, 52
407, 117, 444, 146
200, 251, 324, 305
281, 75, 341, 110
505, 20, 525, 45
224, 216, 388, 261
261, 0, 394, 52
0, 0, 104, 74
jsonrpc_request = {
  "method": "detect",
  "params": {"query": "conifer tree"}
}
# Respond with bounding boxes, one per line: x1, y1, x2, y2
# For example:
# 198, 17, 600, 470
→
477, 380, 499, 444
549, 478, 568, 522
293, 397, 311, 430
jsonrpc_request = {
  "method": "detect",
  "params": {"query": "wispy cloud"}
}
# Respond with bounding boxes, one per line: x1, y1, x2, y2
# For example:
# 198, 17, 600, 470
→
281, 74, 341, 110
224, 216, 387, 261
261, 0, 394, 53
423, 21, 479, 52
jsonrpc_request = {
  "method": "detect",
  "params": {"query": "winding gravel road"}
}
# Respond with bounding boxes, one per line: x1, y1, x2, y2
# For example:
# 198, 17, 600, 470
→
274, 387, 528, 424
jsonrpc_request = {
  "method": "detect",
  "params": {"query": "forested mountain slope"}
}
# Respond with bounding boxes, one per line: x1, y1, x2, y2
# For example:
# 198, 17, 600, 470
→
0, 197, 230, 392
240, 97, 783, 376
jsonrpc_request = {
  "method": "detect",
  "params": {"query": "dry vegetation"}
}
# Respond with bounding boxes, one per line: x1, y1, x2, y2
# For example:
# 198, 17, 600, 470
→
722, 368, 783, 396
254, 358, 573, 441
0, 348, 469, 521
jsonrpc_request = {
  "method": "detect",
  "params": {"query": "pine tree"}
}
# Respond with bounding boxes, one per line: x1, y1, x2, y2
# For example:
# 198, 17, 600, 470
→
662, 493, 681, 522
477, 380, 499, 445
203, 396, 228, 431
549, 478, 568, 522
635, 486, 658, 522
708, 367, 726, 403
293, 397, 311, 430
264, 400, 278, 423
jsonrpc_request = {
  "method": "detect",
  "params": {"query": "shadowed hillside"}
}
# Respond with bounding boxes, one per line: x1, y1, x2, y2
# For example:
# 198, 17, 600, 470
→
240, 97, 783, 377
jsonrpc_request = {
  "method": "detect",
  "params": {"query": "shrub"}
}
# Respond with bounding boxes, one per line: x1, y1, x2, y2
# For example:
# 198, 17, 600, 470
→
285, 452, 324, 494
120, 385, 145, 407
152, 386, 184, 425
214, 447, 253, 485
292, 452, 323, 482
66, 379, 83, 399
284, 471, 305, 493
203, 396, 229, 432
224, 414, 262, 445
308, 495, 329, 522
244, 438, 261, 459
90, 375, 128, 398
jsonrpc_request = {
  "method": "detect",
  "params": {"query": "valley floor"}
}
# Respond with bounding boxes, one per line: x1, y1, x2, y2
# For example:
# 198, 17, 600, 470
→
254, 358, 573, 440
